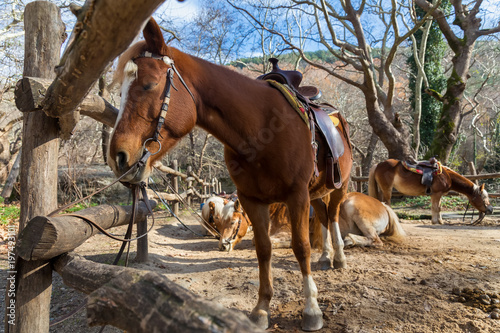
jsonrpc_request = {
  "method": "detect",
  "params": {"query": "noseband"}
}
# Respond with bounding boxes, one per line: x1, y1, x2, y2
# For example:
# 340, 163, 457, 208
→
133, 51, 196, 161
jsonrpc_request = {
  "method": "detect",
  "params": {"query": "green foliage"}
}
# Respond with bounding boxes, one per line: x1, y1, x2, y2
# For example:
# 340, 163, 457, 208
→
407, 0, 450, 154
392, 195, 468, 210
0, 202, 20, 225
230, 49, 338, 69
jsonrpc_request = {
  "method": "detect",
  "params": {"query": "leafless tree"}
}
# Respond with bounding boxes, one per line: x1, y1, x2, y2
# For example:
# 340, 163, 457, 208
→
228, 0, 440, 161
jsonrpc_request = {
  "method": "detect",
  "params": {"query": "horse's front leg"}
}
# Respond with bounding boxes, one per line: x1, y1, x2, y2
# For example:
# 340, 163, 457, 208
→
237, 196, 273, 329
311, 198, 333, 270
288, 194, 323, 331
430, 193, 444, 224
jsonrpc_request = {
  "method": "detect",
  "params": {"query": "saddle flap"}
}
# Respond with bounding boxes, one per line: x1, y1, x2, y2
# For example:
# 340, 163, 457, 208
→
311, 107, 344, 160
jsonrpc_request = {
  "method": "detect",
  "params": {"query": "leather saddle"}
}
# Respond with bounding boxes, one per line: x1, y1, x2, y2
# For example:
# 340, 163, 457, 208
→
257, 58, 322, 100
258, 58, 344, 189
403, 157, 441, 193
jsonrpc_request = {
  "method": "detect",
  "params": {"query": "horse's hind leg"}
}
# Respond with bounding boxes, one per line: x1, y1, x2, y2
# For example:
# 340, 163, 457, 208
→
431, 193, 444, 224
327, 190, 347, 269
311, 198, 333, 270
287, 193, 323, 331
237, 196, 273, 329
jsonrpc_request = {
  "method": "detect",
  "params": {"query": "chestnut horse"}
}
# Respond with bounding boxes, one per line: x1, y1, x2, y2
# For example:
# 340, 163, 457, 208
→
107, 18, 352, 331
218, 199, 251, 251
368, 159, 493, 224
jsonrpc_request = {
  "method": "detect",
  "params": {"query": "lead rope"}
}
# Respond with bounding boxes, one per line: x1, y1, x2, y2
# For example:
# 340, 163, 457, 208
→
49, 155, 156, 328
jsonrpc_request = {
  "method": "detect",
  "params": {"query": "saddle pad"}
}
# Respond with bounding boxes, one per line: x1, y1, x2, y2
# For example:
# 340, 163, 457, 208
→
402, 161, 443, 175
266, 79, 309, 128
311, 107, 344, 160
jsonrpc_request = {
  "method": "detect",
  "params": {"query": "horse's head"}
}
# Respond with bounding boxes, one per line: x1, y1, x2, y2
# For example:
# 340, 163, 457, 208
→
470, 184, 494, 220
108, 18, 196, 184
219, 200, 250, 252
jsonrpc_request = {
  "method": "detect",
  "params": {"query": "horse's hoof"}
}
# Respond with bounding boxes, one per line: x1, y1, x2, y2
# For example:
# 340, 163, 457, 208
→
249, 309, 270, 329
318, 259, 332, 270
333, 259, 347, 269
302, 312, 323, 331
344, 236, 354, 248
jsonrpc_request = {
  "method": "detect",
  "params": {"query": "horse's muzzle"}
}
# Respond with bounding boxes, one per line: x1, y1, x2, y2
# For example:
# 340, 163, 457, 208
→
486, 205, 494, 215
219, 240, 233, 252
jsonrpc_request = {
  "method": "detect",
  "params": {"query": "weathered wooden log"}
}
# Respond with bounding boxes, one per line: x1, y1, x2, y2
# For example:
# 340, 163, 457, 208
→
52, 253, 263, 333
17, 200, 156, 261
14, 76, 118, 127
41, 0, 166, 138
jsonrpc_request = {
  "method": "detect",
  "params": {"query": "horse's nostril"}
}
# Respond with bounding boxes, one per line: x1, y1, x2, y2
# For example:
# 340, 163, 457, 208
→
116, 151, 129, 170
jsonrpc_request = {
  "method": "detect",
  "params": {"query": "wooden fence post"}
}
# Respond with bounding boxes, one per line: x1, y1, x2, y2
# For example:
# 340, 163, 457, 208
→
172, 160, 179, 215
187, 166, 193, 207
356, 166, 362, 193
6, 2, 65, 332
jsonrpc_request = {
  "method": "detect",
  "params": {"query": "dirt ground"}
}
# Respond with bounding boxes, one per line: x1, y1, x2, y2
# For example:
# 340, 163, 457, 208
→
1, 209, 500, 333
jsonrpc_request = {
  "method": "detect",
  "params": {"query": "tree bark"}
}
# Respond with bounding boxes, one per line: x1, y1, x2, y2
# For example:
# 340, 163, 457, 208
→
52, 253, 263, 333
14, 76, 118, 127
416, 0, 500, 163
0, 149, 21, 200
6, 2, 65, 333
40, 0, 165, 138
16, 200, 156, 261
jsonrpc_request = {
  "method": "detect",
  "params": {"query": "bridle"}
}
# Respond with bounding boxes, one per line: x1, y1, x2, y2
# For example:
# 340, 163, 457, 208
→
133, 51, 196, 165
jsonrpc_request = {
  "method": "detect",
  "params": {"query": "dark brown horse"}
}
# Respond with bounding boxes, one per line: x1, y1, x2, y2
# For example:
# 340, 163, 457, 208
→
107, 18, 352, 331
369, 159, 493, 224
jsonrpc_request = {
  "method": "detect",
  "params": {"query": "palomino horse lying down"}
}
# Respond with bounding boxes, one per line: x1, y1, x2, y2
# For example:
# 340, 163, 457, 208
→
107, 18, 353, 330
369, 159, 493, 224
221, 192, 405, 250
336, 192, 405, 247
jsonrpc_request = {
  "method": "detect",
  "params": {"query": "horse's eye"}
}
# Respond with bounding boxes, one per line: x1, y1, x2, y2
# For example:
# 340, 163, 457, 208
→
143, 82, 158, 91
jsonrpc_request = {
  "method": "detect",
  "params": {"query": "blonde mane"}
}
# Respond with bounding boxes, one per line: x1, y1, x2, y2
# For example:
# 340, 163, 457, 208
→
112, 41, 148, 87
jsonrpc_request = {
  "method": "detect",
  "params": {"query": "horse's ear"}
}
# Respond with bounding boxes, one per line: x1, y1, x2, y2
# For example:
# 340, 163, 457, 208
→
234, 199, 242, 212
143, 17, 168, 55
209, 202, 215, 211
480, 184, 485, 191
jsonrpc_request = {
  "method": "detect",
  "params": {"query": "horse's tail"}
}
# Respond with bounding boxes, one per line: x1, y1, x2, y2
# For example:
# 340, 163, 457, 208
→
368, 164, 379, 199
382, 202, 406, 243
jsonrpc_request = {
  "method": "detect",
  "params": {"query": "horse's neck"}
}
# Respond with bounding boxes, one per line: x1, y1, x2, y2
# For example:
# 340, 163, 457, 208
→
449, 170, 476, 197
178, 53, 269, 149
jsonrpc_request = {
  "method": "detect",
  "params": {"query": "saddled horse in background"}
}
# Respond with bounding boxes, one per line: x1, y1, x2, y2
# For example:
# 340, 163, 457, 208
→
368, 159, 493, 224
107, 18, 352, 331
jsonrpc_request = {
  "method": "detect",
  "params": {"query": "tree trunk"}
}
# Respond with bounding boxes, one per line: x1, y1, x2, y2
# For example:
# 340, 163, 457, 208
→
52, 253, 263, 333
365, 93, 414, 160
6, 2, 65, 333
425, 55, 471, 162
16, 201, 156, 261
1, 149, 21, 200
41, 0, 166, 138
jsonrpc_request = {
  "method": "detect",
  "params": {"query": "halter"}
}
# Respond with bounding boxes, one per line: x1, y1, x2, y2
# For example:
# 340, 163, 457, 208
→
133, 51, 196, 158
229, 216, 242, 241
